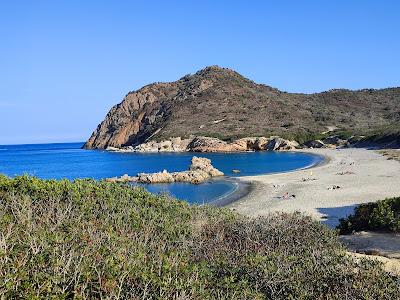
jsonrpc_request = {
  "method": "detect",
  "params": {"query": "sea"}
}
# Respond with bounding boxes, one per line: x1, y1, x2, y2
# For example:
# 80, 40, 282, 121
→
0, 142, 322, 205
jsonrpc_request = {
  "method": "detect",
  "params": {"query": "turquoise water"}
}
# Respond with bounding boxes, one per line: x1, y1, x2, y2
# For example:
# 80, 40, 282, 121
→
0, 143, 322, 204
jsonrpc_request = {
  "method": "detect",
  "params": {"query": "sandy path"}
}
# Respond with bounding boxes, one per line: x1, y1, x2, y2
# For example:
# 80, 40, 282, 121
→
340, 231, 400, 259
230, 148, 400, 228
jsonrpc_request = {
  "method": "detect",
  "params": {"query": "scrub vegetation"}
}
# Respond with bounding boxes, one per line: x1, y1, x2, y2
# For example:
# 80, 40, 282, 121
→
0, 175, 399, 299
84, 66, 400, 149
378, 149, 400, 162
339, 197, 400, 234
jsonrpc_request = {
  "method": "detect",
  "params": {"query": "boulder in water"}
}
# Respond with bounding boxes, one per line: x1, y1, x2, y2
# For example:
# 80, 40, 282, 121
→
107, 156, 224, 184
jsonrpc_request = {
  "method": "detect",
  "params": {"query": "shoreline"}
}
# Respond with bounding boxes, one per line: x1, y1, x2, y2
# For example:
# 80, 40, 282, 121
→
208, 177, 254, 207
229, 148, 400, 228
208, 151, 327, 208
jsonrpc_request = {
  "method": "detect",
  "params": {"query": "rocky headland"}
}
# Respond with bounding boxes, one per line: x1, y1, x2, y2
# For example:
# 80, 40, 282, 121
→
106, 156, 224, 184
83, 66, 400, 151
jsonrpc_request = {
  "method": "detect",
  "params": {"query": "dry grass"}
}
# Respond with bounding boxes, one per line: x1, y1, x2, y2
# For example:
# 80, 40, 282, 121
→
378, 149, 400, 162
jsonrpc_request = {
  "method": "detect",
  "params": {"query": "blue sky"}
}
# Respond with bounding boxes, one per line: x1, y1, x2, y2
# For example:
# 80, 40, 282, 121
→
1, 0, 399, 144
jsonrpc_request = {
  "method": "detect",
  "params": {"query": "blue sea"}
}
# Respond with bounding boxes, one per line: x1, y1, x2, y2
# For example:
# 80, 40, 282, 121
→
0, 143, 322, 205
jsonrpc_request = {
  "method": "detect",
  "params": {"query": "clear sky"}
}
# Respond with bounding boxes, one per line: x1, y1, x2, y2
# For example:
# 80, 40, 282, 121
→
1, 0, 399, 145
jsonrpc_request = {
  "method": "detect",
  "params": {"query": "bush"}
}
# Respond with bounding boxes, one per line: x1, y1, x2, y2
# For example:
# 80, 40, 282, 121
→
280, 131, 328, 145
0, 175, 399, 299
356, 124, 400, 147
338, 197, 400, 234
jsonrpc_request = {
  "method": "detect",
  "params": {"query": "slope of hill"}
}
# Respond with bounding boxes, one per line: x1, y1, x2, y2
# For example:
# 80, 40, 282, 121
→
84, 66, 400, 149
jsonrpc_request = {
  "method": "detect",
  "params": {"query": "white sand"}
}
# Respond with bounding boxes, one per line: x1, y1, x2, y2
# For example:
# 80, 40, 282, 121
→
230, 148, 400, 227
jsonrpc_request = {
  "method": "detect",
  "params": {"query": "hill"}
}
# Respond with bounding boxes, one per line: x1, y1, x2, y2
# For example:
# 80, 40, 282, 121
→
84, 66, 400, 149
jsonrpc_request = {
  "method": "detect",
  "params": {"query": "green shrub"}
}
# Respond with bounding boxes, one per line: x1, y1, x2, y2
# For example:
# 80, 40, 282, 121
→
0, 175, 399, 299
356, 124, 400, 146
332, 129, 354, 140
338, 197, 400, 234
280, 131, 328, 145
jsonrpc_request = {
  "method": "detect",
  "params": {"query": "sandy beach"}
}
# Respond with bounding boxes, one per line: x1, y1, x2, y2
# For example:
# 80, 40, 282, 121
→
230, 148, 400, 227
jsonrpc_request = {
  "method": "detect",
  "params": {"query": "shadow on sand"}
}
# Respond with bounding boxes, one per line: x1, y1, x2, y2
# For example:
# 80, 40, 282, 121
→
317, 205, 357, 228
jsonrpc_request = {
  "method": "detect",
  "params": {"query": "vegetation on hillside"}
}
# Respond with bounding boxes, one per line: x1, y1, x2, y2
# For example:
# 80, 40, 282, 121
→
84, 66, 400, 149
356, 125, 400, 148
1, 175, 399, 299
338, 197, 400, 234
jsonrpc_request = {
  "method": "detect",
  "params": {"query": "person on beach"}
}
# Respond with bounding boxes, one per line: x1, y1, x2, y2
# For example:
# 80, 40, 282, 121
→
281, 192, 296, 199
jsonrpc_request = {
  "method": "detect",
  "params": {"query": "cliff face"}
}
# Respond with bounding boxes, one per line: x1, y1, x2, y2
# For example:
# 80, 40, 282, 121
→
84, 83, 179, 149
84, 66, 400, 149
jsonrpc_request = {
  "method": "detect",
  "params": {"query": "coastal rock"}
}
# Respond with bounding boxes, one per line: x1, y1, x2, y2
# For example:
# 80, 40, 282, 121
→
187, 136, 298, 152
170, 137, 192, 151
189, 156, 224, 176
106, 146, 135, 152
107, 156, 224, 184
106, 146, 121, 152
265, 137, 299, 150
171, 170, 210, 184
253, 137, 271, 150
138, 156, 223, 183
187, 136, 242, 152
105, 135, 300, 153
137, 170, 175, 183
105, 174, 137, 183
323, 135, 350, 148
134, 137, 191, 152
302, 140, 325, 149
233, 137, 270, 150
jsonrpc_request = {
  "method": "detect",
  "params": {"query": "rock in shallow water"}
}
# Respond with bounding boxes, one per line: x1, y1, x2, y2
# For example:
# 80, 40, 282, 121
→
107, 156, 224, 184
137, 169, 175, 183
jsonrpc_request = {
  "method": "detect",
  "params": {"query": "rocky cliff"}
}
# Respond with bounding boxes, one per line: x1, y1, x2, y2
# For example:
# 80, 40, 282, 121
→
84, 66, 400, 149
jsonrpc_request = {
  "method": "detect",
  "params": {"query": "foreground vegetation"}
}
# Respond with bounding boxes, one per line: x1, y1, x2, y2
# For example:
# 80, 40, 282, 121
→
0, 176, 399, 299
339, 197, 400, 234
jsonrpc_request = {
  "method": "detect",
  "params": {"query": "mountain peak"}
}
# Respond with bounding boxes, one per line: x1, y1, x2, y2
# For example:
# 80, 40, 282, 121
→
178, 65, 237, 81
196, 65, 236, 76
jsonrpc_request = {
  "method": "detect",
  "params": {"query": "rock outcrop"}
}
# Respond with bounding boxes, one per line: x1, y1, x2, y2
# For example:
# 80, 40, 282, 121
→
106, 136, 300, 153
189, 156, 224, 177
187, 136, 245, 152
137, 170, 175, 183
322, 135, 350, 148
107, 156, 224, 184
83, 66, 400, 150
134, 137, 192, 152
264, 137, 300, 151
302, 140, 325, 149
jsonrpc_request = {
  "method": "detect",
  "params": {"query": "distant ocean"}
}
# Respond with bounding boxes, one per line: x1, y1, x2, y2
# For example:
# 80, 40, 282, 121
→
0, 142, 322, 204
